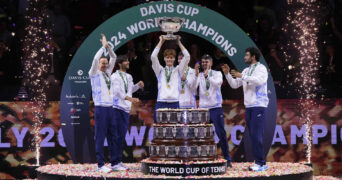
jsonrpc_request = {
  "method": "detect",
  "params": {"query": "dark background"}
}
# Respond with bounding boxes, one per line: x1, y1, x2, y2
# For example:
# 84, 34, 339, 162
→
0, 0, 341, 101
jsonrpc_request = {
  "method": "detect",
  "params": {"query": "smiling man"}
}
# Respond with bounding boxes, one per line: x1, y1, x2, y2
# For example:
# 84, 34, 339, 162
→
150, 35, 190, 122
110, 55, 143, 171
88, 34, 117, 173
222, 47, 269, 172
195, 54, 232, 168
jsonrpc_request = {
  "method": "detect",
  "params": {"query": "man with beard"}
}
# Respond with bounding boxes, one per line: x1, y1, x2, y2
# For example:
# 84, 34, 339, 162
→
110, 55, 144, 171
195, 54, 232, 168
222, 47, 269, 171
88, 34, 116, 173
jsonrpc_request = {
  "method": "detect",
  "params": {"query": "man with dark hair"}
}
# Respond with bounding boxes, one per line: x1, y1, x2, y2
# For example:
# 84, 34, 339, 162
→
88, 34, 116, 173
110, 55, 143, 171
245, 47, 261, 61
222, 47, 269, 171
195, 54, 232, 168
151, 35, 190, 121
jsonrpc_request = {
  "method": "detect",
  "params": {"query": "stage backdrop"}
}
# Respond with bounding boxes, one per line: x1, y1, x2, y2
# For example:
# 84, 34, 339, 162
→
60, 0, 277, 164
0, 99, 341, 179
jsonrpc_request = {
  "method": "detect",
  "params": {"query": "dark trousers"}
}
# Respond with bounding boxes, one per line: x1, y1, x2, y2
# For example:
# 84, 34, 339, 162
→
245, 107, 266, 166
111, 108, 130, 165
154, 101, 179, 123
210, 107, 231, 161
94, 106, 116, 168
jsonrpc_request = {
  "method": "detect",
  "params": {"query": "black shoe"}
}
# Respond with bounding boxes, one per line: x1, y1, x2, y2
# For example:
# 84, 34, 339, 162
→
227, 161, 233, 168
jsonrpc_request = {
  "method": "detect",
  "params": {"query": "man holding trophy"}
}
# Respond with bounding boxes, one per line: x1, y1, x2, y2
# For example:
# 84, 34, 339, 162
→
151, 17, 190, 122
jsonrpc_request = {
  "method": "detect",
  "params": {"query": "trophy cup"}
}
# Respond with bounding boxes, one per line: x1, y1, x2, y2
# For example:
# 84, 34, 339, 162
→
177, 112, 182, 123
172, 127, 176, 138
166, 112, 171, 123
175, 146, 180, 157
157, 17, 185, 40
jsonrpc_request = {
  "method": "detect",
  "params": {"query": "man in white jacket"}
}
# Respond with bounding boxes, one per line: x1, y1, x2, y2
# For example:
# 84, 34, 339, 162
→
222, 47, 269, 172
110, 55, 143, 171
195, 54, 232, 168
150, 35, 190, 122
178, 52, 197, 108
88, 34, 116, 173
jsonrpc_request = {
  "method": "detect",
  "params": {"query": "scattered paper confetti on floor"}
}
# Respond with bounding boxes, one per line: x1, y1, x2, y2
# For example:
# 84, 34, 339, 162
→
37, 162, 314, 179
314, 176, 340, 180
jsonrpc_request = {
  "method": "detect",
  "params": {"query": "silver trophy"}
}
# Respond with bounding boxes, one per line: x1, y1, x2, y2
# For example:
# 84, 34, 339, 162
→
183, 111, 188, 124
157, 17, 185, 40
158, 112, 163, 123
175, 146, 180, 156
184, 127, 188, 138
198, 113, 203, 123
166, 112, 171, 123
163, 128, 167, 138
197, 146, 201, 156
194, 128, 199, 138
188, 112, 193, 124
165, 146, 169, 156
150, 146, 153, 155
156, 146, 160, 155
172, 127, 176, 138
177, 112, 182, 123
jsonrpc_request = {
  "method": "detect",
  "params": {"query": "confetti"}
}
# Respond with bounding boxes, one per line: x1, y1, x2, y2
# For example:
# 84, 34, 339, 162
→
37, 162, 316, 179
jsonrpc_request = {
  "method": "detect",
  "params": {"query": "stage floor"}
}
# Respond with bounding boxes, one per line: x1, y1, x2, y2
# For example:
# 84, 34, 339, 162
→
37, 162, 315, 179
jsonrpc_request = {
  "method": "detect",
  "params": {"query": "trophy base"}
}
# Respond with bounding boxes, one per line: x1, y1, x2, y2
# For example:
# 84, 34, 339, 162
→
141, 158, 227, 176
164, 34, 177, 40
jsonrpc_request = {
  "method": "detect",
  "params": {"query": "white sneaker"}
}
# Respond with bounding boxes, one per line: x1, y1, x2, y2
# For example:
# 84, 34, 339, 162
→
119, 162, 129, 170
262, 164, 268, 171
97, 166, 112, 173
250, 164, 262, 171
250, 164, 268, 171
249, 163, 259, 171
111, 164, 127, 171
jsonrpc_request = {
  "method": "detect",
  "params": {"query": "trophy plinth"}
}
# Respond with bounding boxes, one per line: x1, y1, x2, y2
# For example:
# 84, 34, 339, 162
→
157, 17, 185, 40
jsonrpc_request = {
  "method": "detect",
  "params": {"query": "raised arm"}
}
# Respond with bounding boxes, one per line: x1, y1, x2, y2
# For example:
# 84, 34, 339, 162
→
106, 46, 117, 75
186, 69, 197, 93
97, 34, 117, 75
88, 47, 105, 76
225, 73, 243, 89
221, 64, 242, 89
194, 63, 200, 90
150, 36, 165, 76
177, 37, 190, 75
242, 65, 268, 86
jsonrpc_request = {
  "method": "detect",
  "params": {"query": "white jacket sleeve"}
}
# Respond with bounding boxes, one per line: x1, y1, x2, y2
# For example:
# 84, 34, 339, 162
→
225, 73, 242, 89
208, 71, 223, 89
106, 47, 117, 75
186, 69, 197, 93
194, 74, 201, 91
151, 47, 163, 76
130, 75, 140, 93
132, 84, 140, 93
242, 65, 268, 86
177, 49, 190, 75
88, 47, 105, 76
